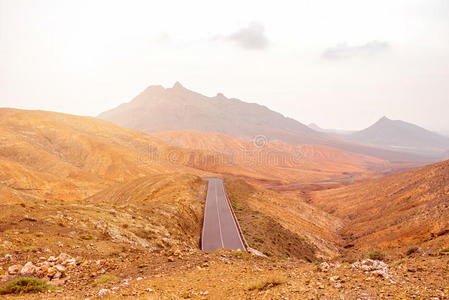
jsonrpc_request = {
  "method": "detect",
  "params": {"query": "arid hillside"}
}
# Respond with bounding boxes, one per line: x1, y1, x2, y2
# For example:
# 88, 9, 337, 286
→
312, 159, 449, 252
0, 108, 392, 205
0, 108, 209, 203
224, 177, 342, 259
152, 130, 392, 187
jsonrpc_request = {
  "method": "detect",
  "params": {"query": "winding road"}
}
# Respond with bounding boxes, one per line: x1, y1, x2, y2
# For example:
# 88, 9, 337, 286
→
201, 178, 246, 252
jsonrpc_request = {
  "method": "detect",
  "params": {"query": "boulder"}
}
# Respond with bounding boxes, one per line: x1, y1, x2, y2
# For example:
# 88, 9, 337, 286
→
20, 262, 37, 275
54, 264, 65, 274
56, 253, 72, 264
8, 264, 22, 275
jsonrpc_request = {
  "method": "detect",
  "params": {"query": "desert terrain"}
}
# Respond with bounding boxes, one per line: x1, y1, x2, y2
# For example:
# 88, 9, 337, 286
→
0, 107, 448, 299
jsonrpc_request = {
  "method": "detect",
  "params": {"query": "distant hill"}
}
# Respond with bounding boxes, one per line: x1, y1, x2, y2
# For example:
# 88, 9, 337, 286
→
308, 123, 354, 135
347, 116, 449, 157
99, 83, 433, 162
151, 129, 392, 186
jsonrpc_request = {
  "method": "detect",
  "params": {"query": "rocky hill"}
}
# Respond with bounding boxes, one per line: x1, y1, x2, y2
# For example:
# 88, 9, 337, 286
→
0, 108, 208, 203
348, 116, 449, 157
312, 159, 449, 252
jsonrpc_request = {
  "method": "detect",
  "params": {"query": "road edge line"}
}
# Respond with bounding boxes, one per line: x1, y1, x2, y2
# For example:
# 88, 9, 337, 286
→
222, 180, 249, 252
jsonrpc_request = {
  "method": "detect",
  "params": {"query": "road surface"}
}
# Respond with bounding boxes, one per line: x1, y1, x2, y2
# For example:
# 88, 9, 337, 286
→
201, 178, 246, 252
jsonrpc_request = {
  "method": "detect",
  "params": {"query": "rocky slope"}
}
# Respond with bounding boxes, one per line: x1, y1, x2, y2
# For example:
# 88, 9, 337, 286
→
0, 108, 210, 203
312, 159, 449, 252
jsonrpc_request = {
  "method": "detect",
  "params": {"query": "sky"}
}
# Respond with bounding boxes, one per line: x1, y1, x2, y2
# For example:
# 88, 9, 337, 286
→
1, 0, 448, 132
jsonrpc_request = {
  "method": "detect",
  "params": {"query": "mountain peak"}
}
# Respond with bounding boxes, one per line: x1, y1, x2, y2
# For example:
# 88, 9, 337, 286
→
172, 81, 184, 89
379, 116, 391, 122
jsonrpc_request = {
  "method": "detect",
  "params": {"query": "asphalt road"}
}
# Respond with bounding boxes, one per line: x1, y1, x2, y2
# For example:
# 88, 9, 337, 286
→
201, 178, 246, 252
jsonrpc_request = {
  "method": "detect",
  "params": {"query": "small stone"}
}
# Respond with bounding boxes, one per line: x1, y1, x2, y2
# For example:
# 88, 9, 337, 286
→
54, 264, 65, 273
47, 267, 58, 277
98, 289, 110, 297
53, 271, 62, 279
318, 262, 330, 272
56, 253, 72, 264
8, 264, 22, 275
47, 256, 57, 262
167, 256, 174, 262
334, 282, 342, 288
146, 288, 154, 292
20, 262, 37, 275
136, 277, 143, 281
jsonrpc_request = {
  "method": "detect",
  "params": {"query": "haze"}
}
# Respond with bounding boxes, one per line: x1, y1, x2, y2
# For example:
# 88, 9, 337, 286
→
1, 0, 448, 131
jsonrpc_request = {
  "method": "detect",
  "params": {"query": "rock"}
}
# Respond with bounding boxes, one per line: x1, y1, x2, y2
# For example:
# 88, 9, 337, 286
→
47, 266, 58, 277
136, 277, 143, 281
167, 256, 174, 262
48, 256, 57, 262
56, 253, 72, 264
63, 258, 76, 266
4, 254, 12, 261
334, 282, 342, 288
173, 249, 182, 256
20, 262, 37, 275
146, 288, 154, 292
53, 272, 62, 280
54, 264, 65, 273
8, 264, 22, 275
248, 247, 268, 257
98, 288, 110, 297
200, 291, 209, 295
352, 259, 391, 279
318, 262, 330, 272
329, 275, 340, 282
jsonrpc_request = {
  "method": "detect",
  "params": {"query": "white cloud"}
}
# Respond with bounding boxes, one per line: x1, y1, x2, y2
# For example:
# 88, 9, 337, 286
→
224, 22, 269, 50
323, 41, 390, 60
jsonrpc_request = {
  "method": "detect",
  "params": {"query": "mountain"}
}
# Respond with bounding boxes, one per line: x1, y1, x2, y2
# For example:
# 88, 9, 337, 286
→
347, 116, 449, 157
308, 123, 354, 135
99, 83, 432, 162
312, 159, 449, 251
440, 130, 449, 137
99, 82, 321, 143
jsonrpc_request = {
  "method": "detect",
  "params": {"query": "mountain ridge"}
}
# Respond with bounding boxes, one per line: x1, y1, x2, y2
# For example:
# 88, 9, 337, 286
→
347, 116, 449, 156
99, 83, 432, 162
